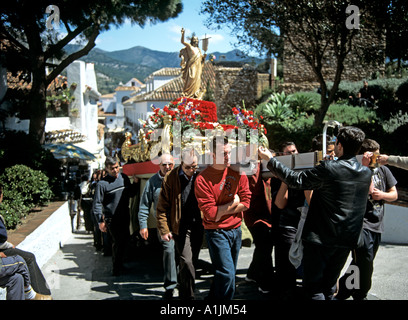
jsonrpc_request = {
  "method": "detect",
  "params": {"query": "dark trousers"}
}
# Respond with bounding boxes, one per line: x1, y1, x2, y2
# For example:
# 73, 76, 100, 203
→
105, 214, 130, 273
302, 242, 350, 300
275, 226, 298, 294
247, 222, 275, 289
173, 225, 204, 300
91, 210, 103, 249
2, 247, 51, 295
81, 198, 94, 232
336, 228, 381, 300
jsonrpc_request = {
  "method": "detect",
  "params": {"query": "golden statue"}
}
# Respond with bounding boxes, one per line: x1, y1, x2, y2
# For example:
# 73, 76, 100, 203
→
179, 28, 207, 99
138, 129, 150, 162
121, 132, 136, 162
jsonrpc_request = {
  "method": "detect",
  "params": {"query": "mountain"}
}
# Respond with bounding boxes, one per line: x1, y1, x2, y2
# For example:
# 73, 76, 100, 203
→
64, 45, 264, 94
105, 46, 181, 68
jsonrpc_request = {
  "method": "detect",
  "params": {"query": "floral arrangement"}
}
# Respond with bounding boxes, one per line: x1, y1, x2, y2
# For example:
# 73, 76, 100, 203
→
143, 99, 198, 132
170, 97, 218, 122
140, 98, 267, 148
218, 104, 267, 143
141, 97, 218, 138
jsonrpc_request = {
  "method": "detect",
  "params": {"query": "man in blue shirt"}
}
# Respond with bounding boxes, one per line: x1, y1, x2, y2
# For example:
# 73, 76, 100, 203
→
93, 157, 139, 276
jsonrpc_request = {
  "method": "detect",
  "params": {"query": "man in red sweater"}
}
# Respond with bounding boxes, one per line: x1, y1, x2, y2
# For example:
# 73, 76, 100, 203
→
195, 136, 251, 300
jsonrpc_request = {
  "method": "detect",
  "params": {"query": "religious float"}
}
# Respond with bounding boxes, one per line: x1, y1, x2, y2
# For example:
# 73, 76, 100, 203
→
119, 27, 343, 235
120, 97, 269, 176
120, 27, 270, 178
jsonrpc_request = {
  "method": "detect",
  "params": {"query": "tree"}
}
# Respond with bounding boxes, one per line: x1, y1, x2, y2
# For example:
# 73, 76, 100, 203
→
201, 0, 388, 128
0, 0, 182, 143
386, 0, 408, 74
201, 0, 283, 60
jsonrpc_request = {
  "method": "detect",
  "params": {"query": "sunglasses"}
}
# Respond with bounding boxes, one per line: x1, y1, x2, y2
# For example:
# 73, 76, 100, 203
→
183, 165, 199, 170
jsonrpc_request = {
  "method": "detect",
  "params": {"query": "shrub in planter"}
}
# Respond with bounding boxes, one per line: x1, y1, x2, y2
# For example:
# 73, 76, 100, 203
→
0, 197, 29, 229
0, 165, 53, 229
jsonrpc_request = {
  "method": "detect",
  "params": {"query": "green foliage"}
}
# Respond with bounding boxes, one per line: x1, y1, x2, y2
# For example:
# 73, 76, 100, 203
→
254, 92, 316, 151
0, 131, 62, 195
255, 92, 293, 123
382, 111, 408, 133
255, 78, 408, 157
0, 198, 28, 229
46, 87, 74, 117
396, 80, 408, 104
288, 92, 321, 114
325, 104, 377, 126
0, 165, 53, 229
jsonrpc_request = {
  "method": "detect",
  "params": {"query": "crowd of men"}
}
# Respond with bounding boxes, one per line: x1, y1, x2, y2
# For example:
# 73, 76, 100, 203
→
2, 125, 406, 300
89, 126, 404, 301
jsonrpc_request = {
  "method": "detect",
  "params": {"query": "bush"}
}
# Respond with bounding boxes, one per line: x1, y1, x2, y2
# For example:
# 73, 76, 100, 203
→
0, 165, 53, 229
325, 104, 378, 126
288, 92, 321, 114
0, 131, 62, 195
396, 80, 408, 104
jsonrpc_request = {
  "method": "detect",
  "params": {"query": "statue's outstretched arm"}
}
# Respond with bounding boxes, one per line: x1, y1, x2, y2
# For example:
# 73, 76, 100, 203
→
181, 28, 187, 46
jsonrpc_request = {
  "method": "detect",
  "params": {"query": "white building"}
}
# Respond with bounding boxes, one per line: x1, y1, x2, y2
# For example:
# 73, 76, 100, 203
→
1, 60, 105, 173
122, 67, 181, 135
98, 79, 144, 133
62, 61, 104, 171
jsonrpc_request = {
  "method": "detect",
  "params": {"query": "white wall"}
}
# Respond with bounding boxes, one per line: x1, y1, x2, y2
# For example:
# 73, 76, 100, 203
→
45, 117, 71, 131
16, 202, 72, 269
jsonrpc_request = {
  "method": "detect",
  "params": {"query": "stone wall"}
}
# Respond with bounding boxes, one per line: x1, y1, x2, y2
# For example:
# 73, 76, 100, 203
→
214, 65, 272, 118
283, 27, 386, 93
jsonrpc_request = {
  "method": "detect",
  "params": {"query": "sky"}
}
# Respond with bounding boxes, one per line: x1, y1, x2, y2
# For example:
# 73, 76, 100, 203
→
94, 0, 238, 54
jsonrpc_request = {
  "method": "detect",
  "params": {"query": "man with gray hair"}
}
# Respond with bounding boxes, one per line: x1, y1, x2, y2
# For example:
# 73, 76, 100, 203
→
157, 148, 203, 300
138, 153, 177, 299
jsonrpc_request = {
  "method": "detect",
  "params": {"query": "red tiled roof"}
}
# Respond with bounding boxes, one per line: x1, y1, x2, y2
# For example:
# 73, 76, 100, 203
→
6, 71, 32, 91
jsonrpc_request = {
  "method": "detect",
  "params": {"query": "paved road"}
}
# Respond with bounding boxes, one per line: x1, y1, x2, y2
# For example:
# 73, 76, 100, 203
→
41, 228, 408, 302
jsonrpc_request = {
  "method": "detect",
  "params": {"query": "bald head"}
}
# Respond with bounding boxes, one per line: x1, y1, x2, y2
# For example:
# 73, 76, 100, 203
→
159, 153, 174, 176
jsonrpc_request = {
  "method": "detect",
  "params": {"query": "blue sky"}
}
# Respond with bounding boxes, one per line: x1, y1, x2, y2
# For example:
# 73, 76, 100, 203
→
95, 1, 238, 54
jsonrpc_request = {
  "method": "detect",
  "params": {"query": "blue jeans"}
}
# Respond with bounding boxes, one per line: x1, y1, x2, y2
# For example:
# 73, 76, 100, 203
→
205, 226, 242, 300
